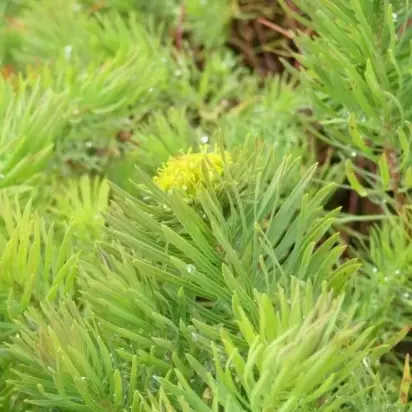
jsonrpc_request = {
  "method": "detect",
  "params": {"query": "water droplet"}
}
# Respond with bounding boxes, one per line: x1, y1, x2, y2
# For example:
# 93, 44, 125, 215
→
64, 45, 73, 60
0, 174, 4, 179
81, 376, 87, 381
392, 12, 398, 21
187, 264, 196, 274
403, 293, 410, 299
351, 151, 357, 157
395, 270, 401, 275
200, 135, 209, 144
85, 141, 93, 148
151, 374, 161, 390
372, 267, 378, 273
72, 3, 82, 12
203, 359, 213, 372
174, 69, 182, 77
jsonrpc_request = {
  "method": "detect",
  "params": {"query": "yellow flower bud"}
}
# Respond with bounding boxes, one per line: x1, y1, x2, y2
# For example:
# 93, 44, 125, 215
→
154, 149, 231, 196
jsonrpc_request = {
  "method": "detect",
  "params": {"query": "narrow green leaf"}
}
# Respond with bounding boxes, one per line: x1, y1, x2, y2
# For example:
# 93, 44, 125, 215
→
345, 159, 367, 196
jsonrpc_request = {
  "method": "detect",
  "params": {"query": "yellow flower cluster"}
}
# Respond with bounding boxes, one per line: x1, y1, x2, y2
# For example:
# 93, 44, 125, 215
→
154, 149, 231, 195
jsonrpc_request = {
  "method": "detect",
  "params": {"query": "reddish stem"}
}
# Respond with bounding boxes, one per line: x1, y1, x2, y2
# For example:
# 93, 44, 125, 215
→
176, 4, 185, 51
384, 145, 404, 213
256, 18, 295, 40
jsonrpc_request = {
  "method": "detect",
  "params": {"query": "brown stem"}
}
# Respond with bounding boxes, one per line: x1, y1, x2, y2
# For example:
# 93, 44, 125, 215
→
340, 156, 365, 246
253, 21, 278, 73
256, 18, 295, 40
384, 145, 404, 213
176, 4, 185, 51
228, 36, 261, 73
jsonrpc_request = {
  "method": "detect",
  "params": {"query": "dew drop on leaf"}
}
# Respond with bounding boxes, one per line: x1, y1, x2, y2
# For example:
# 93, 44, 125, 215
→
187, 264, 196, 273
72, 3, 81, 12
64, 45, 73, 59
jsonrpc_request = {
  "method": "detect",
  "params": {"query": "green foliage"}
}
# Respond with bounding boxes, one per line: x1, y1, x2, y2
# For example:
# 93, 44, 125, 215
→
157, 285, 378, 411
0, 193, 79, 411
0, 0, 411, 410
0, 156, 385, 410
288, 0, 412, 199
353, 215, 412, 342
48, 176, 110, 245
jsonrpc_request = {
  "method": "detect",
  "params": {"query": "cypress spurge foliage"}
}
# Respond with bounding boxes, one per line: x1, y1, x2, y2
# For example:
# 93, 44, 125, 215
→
286, 0, 412, 201
1, 143, 404, 410
1, 0, 412, 410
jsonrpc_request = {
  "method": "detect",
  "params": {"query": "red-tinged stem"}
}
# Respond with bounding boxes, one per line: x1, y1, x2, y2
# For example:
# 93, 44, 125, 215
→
256, 18, 295, 40
176, 4, 185, 51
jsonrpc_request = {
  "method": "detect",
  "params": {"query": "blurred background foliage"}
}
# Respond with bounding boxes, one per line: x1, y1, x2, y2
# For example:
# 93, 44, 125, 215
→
0, 0, 412, 410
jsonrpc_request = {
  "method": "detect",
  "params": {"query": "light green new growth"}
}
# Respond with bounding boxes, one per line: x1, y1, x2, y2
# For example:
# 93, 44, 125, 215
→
0, 0, 411, 411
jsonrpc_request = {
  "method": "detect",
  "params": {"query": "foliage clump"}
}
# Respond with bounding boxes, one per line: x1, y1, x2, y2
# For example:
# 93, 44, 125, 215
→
0, 0, 411, 411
